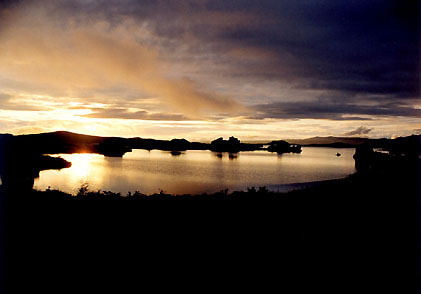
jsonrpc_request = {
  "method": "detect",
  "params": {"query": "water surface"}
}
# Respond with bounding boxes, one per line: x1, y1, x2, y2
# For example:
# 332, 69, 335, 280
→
34, 147, 356, 195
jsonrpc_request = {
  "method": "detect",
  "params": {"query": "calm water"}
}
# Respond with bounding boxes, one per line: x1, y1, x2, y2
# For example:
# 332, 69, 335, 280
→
34, 147, 356, 195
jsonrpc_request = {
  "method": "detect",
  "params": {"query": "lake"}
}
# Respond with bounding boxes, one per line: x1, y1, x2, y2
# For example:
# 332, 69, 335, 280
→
34, 147, 356, 195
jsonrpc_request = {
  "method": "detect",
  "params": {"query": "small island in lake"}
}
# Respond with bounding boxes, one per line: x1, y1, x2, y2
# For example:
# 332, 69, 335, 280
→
267, 140, 302, 154
1, 131, 419, 198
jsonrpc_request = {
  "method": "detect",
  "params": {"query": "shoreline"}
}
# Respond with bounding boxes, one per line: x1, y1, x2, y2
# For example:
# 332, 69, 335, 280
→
20, 174, 355, 199
265, 177, 349, 193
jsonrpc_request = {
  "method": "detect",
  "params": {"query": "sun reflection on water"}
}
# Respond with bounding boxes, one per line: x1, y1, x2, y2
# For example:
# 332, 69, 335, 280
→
34, 148, 356, 195
69, 154, 93, 182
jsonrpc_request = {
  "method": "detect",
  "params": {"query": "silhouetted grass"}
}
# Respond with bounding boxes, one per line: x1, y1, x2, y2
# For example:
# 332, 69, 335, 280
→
2, 162, 418, 293
2, 135, 419, 293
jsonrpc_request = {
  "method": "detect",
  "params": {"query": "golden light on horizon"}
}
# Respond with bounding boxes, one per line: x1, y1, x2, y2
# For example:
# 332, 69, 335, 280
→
0, 0, 419, 140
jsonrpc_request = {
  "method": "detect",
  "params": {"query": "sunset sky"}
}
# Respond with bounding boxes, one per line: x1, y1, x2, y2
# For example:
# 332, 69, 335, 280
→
0, 0, 419, 141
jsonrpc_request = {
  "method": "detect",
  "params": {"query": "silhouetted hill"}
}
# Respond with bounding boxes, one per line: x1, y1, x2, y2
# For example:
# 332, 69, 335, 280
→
12, 131, 126, 154
4, 131, 267, 156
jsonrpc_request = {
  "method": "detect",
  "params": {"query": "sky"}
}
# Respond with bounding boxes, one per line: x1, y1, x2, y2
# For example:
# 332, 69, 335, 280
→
0, 0, 419, 140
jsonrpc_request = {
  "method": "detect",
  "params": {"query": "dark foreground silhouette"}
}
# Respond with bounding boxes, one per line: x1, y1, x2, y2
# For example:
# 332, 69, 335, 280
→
1, 134, 420, 292
2, 165, 419, 292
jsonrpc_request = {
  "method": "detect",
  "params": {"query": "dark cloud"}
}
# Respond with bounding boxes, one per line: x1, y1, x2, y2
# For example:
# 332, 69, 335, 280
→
81, 108, 189, 121
3, 0, 420, 122
252, 100, 421, 121
0, 0, 23, 9
216, 1, 418, 97
73, 0, 417, 101
344, 126, 373, 136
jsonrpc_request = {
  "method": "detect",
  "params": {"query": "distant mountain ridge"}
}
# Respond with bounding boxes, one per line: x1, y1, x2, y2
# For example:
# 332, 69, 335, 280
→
287, 136, 370, 147
0, 132, 372, 145
1, 131, 418, 152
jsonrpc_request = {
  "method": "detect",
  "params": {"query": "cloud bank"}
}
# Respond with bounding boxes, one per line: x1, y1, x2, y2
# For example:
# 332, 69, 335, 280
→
0, 1, 243, 118
0, 0, 419, 138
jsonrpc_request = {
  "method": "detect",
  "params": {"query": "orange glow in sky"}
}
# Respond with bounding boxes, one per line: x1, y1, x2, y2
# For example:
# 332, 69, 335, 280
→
0, 1, 419, 140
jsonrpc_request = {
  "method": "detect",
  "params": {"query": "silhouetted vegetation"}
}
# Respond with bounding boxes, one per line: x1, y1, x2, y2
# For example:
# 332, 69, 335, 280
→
2, 134, 419, 293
